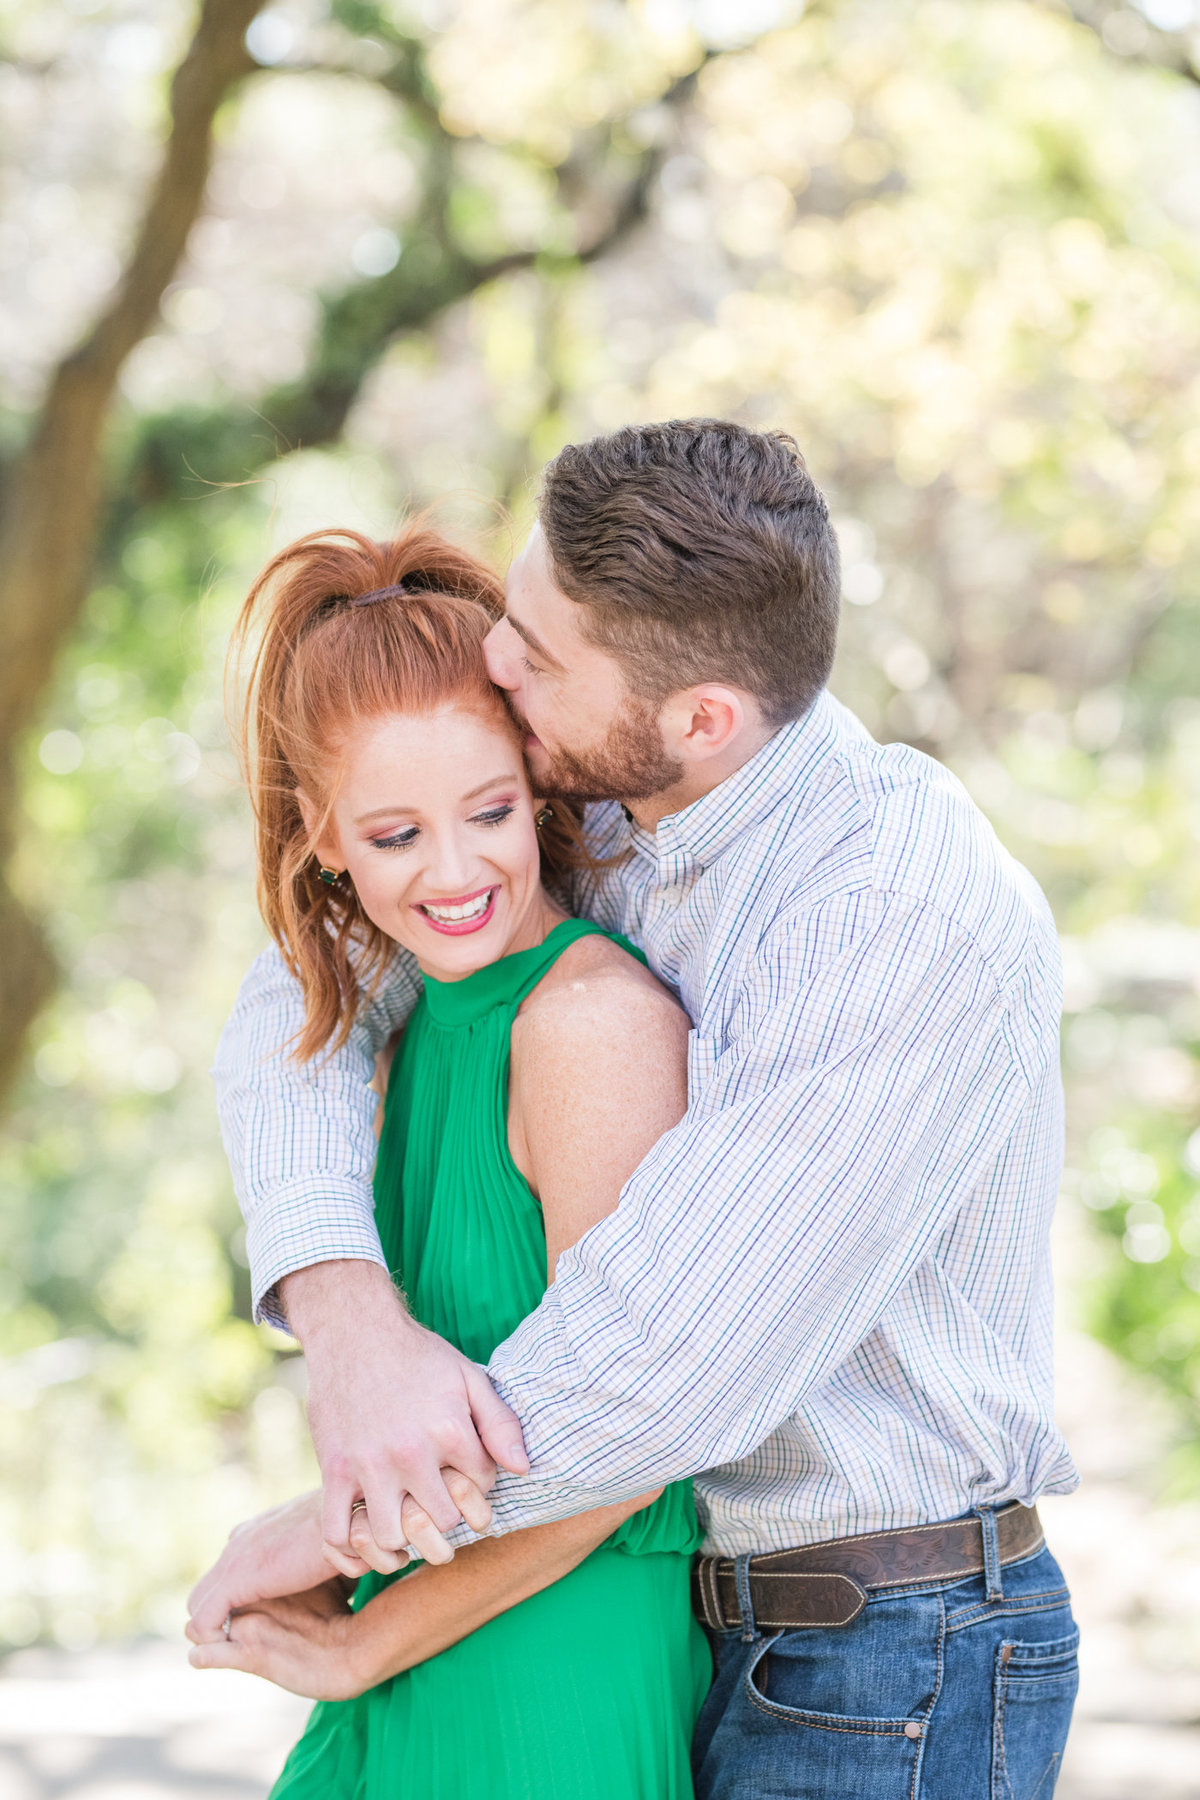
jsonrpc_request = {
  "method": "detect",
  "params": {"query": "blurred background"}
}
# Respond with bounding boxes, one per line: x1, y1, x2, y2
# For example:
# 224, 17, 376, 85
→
1, 0, 1199, 1794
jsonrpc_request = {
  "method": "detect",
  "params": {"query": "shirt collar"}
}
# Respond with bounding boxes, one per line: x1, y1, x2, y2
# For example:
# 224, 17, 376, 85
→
631, 688, 843, 881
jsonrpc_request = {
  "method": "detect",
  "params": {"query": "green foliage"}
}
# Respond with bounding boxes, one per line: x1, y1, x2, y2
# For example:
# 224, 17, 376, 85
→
1, 487, 316, 1648
1075, 1115, 1200, 1491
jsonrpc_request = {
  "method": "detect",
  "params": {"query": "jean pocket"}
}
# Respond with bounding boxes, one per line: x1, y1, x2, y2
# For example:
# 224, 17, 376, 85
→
738, 1630, 928, 1800
992, 1628, 1080, 1800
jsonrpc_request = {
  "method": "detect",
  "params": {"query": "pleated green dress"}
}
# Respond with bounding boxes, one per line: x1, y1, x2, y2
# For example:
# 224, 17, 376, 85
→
270, 918, 711, 1800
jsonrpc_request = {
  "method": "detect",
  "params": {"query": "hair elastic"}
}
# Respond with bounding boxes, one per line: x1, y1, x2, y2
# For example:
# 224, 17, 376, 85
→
350, 583, 409, 606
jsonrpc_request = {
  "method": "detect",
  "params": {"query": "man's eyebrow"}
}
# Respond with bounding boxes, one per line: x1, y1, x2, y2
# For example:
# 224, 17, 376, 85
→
505, 610, 566, 672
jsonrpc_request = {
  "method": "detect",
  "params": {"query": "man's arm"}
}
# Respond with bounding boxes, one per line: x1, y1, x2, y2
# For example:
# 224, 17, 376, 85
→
212, 944, 528, 1549
212, 942, 420, 1324
458, 890, 1059, 1535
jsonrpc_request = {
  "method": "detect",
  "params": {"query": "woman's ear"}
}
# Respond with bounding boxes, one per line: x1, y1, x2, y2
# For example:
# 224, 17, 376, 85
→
296, 788, 342, 872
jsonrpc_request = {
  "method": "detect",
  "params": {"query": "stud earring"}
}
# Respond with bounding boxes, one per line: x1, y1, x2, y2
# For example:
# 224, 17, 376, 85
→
534, 807, 551, 829
318, 866, 341, 886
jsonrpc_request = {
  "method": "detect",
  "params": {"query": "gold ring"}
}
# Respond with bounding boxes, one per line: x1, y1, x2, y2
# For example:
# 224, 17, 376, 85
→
350, 1499, 368, 1518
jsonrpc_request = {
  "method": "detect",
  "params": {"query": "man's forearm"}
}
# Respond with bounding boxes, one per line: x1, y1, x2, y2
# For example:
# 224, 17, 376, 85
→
213, 943, 422, 1325
282, 1257, 528, 1559
279, 1257, 409, 1346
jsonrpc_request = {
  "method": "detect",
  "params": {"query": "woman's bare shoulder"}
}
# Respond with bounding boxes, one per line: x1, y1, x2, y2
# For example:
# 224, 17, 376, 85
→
510, 931, 689, 1218
515, 931, 688, 1044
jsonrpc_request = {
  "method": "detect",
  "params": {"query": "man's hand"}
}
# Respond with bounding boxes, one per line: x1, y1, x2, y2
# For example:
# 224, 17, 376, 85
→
187, 1490, 365, 1639
338, 1467, 495, 1572
281, 1261, 529, 1567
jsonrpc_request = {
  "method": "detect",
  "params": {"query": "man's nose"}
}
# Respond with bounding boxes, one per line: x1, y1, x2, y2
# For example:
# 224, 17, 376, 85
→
484, 619, 519, 691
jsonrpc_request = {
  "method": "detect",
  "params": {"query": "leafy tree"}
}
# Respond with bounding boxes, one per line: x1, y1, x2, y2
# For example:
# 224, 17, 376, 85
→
2, 0, 1200, 1645
0, 0, 709, 1095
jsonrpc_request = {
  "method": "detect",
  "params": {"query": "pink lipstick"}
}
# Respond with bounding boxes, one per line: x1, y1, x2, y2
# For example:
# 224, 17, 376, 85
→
415, 886, 498, 936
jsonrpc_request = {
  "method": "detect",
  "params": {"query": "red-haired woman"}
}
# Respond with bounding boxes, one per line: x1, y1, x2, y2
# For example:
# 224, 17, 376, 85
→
192, 526, 710, 1799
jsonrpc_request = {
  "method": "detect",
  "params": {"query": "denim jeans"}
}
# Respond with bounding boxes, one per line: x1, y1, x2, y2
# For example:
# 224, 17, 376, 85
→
692, 1541, 1078, 1800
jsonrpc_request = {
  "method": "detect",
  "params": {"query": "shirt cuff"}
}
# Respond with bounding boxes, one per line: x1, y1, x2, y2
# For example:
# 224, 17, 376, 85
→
244, 1181, 390, 1330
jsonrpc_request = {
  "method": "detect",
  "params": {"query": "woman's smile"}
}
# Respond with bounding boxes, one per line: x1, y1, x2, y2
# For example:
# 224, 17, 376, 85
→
304, 706, 560, 982
416, 885, 498, 935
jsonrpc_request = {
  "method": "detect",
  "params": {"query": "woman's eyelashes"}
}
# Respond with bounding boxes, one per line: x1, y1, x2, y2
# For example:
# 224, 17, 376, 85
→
368, 803, 516, 852
370, 825, 419, 851
473, 802, 516, 828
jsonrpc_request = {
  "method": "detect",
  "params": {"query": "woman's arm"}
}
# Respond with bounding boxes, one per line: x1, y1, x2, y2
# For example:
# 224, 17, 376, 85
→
508, 945, 691, 1278
190, 1487, 660, 1700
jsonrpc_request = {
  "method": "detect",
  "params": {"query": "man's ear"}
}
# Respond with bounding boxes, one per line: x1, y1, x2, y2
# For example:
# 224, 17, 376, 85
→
297, 788, 342, 871
660, 685, 759, 766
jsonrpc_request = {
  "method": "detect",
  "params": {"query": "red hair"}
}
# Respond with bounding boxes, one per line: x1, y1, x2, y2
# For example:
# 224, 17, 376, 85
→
230, 524, 580, 1062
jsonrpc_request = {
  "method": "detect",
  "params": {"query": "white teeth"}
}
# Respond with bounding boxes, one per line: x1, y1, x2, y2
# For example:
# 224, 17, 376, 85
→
422, 890, 492, 924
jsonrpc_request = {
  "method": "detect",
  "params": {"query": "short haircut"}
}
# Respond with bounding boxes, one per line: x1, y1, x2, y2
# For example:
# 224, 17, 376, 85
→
539, 420, 840, 726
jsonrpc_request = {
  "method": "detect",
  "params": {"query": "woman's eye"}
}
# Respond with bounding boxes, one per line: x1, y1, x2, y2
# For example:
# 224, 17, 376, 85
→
519, 655, 542, 675
371, 827, 419, 851
473, 804, 516, 828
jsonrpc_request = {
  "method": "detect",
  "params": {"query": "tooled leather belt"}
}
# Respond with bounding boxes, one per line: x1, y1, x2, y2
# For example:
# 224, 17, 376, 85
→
691, 1501, 1044, 1633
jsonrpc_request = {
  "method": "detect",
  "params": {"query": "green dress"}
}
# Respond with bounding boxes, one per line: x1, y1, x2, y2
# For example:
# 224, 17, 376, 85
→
270, 919, 711, 1800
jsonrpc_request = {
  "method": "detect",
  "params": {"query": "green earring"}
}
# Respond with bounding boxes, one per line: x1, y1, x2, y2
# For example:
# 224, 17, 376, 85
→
318, 866, 341, 886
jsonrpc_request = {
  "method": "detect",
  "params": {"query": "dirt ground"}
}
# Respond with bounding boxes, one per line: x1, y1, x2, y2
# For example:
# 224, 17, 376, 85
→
2, 1325, 1197, 1800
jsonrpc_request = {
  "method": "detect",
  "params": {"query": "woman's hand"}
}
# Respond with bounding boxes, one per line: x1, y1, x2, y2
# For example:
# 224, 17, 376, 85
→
331, 1467, 494, 1576
187, 1490, 372, 1639
187, 1578, 378, 1701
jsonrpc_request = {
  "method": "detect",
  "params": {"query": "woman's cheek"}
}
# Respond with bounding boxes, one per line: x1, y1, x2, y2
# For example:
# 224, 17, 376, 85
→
351, 864, 402, 937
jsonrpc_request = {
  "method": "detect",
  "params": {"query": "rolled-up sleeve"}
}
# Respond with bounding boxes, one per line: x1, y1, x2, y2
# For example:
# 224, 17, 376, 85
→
212, 944, 422, 1327
474, 891, 1049, 1533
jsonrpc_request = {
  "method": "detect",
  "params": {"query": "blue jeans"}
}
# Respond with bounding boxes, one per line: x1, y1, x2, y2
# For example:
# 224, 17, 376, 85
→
692, 1542, 1078, 1799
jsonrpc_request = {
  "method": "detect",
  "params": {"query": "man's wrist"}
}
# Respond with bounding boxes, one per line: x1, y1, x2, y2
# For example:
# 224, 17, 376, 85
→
279, 1258, 410, 1348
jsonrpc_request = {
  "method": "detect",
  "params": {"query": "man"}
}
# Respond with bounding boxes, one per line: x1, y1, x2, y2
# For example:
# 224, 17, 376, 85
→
205, 421, 1079, 1795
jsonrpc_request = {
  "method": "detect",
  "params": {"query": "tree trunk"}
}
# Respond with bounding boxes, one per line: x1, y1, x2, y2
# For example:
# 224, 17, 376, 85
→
0, 0, 262, 1099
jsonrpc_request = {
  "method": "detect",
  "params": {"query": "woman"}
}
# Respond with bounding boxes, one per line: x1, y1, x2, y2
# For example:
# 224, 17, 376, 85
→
188, 525, 711, 1799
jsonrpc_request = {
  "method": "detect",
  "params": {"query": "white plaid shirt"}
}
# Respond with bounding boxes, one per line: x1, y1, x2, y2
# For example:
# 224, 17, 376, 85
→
214, 691, 1077, 1554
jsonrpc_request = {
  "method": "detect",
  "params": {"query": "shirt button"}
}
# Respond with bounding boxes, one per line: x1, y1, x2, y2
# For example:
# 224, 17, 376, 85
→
903, 1722, 921, 1740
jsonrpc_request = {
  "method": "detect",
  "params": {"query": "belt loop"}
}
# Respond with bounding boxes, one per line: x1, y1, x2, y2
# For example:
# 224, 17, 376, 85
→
696, 1557, 720, 1633
734, 1553, 758, 1644
977, 1507, 1003, 1602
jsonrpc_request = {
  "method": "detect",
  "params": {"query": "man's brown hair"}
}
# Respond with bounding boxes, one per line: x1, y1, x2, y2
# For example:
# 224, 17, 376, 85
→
539, 420, 840, 726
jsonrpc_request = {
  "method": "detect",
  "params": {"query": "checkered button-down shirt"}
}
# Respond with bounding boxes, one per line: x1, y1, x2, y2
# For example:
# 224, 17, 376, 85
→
214, 691, 1077, 1554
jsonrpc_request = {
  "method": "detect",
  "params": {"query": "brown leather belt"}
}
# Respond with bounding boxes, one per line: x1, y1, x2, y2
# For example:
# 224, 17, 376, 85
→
692, 1502, 1044, 1633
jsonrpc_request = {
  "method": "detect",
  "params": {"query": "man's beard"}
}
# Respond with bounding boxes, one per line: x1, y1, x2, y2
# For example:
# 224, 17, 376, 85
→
516, 694, 683, 803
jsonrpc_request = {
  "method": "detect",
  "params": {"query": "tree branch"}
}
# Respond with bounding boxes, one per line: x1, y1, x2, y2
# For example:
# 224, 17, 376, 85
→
123, 53, 707, 507
0, 0, 709, 1097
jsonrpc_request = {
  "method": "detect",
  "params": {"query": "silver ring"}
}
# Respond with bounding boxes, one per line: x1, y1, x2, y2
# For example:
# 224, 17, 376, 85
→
222, 1612, 232, 1641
